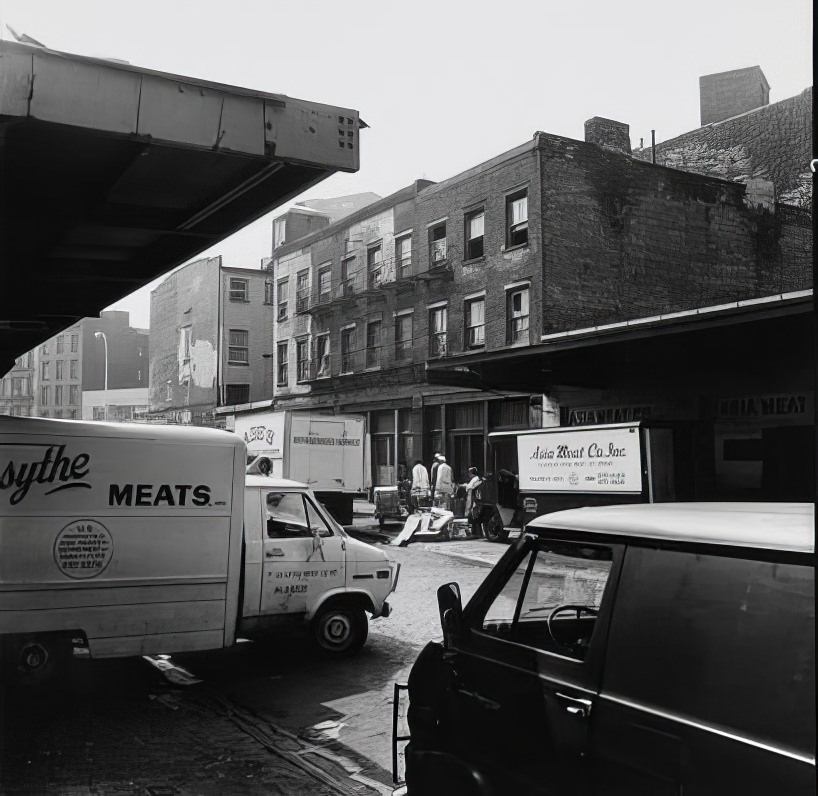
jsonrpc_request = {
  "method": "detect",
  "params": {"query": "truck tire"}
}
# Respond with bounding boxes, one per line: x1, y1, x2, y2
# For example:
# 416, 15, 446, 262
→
4, 634, 73, 687
483, 513, 508, 544
311, 604, 368, 655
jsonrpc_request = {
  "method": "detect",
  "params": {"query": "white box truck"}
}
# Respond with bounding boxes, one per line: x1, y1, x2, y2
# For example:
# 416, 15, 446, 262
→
235, 410, 367, 525
0, 417, 399, 682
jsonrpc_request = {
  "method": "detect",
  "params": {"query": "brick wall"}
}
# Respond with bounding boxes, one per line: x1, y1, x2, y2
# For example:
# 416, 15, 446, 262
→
633, 88, 812, 207
699, 66, 769, 125
539, 134, 812, 335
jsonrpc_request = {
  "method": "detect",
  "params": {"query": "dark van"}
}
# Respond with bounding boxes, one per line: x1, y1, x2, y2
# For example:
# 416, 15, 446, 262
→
393, 502, 815, 795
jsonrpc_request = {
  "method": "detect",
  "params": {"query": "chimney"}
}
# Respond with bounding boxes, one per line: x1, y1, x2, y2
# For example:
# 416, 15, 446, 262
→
584, 117, 631, 155
699, 66, 770, 126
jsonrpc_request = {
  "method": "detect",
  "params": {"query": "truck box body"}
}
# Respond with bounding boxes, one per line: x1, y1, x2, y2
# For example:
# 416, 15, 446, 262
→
0, 417, 246, 658
235, 409, 367, 523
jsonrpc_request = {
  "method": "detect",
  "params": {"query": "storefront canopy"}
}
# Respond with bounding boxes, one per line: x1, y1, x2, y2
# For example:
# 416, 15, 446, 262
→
0, 39, 363, 372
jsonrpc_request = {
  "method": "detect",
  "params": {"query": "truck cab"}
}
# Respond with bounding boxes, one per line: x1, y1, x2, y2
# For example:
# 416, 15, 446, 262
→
239, 475, 399, 654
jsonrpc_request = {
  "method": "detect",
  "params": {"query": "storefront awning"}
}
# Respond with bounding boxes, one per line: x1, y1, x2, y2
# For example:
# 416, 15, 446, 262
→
0, 39, 364, 372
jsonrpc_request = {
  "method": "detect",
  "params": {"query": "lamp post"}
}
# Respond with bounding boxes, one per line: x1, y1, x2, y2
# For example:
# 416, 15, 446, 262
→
94, 331, 108, 421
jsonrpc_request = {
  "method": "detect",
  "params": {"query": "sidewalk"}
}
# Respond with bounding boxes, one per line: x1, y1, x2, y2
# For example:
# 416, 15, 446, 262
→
1, 657, 386, 796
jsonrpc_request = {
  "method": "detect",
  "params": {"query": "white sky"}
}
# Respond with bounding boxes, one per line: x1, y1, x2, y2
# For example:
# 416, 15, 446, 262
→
0, 0, 812, 329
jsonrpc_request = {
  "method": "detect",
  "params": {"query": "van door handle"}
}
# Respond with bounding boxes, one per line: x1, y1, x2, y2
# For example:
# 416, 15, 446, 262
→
266, 549, 285, 558
556, 692, 593, 718
457, 688, 500, 711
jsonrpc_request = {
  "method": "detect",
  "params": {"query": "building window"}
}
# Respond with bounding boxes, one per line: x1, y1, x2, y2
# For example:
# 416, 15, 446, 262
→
276, 341, 288, 386
228, 329, 249, 364
296, 338, 309, 382
56, 360, 64, 381
225, 384, 250, 405
429, 306, 448, 357
264, 279, 275, 305
367, 244, 384, 289
41, 343, 49, 356
229, 278, 249, 302
40, 385, 49, 405
429, 222, 447, 265
366, 321, 382, 369
277, 279, 289, 321
70, 334, 79, 353
273, 218, 286, 249
341, 327, 356, 373
70, 360, 78, 380
56, 335, 65, 354
40, 361, 50, 381
396, 235, 412, 279
395, 313, 413, 363
507, 286, 530, 344
464, 209, 485, 260
69, 385, 79, 406
506, 189, 528, 248
180, 326, 192, 363
315, 334, 330, 377
317, 264, 332, 303
465, 297, 486, 349
340, 256, 356, 297
55, 385, 64, 406
166, 382, 172, 401
296, 270, 309, 312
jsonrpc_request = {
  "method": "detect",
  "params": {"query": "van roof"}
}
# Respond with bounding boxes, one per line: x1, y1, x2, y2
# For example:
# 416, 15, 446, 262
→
0, 415, 244, 446
527, 502, 815, 554
245, 475, 309, 489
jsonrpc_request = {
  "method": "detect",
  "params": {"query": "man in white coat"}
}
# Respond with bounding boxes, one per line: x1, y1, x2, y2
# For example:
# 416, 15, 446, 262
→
410, 459, 431, 512
433, 455, 455, 510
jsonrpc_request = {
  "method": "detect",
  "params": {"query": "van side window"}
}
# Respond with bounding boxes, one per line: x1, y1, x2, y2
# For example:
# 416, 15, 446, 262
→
305, 498, 332, 537
265, 492, 310, 538
604, 549, 815, 755
478, 541, 614, 660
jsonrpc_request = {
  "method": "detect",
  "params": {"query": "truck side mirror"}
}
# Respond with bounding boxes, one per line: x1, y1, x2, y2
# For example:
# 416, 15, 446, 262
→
437, 582, 462, 646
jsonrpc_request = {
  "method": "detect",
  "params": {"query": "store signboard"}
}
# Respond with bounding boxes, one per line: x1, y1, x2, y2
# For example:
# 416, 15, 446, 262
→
517, 425, 643, 493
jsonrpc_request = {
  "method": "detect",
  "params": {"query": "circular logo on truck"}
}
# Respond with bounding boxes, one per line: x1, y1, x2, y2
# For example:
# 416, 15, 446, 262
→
53, 520, 114, 579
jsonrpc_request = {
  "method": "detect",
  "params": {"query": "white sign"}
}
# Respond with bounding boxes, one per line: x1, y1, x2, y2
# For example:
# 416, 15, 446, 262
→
517, 426, 643, 494
234, 411, 286, 459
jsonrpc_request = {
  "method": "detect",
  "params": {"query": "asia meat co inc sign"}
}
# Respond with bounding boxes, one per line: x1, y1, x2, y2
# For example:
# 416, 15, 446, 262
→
517, 426, 643, 493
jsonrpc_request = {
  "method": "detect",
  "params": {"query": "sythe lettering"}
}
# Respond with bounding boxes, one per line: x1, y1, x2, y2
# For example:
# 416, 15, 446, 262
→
0, 444, 91, 505
109, 483, 211, 507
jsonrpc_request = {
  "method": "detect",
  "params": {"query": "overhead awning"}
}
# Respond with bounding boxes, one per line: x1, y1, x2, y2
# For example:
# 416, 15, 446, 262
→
0, 39, 364, 372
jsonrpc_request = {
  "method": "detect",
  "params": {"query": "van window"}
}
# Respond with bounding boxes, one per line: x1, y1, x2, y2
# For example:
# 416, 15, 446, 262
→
265, 491, 332, 538
604, 548, 815, 754
478, 541, 614, 660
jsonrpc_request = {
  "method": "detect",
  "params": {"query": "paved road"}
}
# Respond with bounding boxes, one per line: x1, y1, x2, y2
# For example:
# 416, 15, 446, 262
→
0, 533, 510, 795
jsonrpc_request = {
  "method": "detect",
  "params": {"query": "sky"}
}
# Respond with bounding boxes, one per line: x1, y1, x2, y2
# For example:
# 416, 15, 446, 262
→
0, 0, 812, 329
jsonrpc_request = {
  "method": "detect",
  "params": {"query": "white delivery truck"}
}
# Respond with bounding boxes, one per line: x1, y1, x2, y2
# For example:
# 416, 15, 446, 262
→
0, 416, 399, 682
235, 410, 367, 525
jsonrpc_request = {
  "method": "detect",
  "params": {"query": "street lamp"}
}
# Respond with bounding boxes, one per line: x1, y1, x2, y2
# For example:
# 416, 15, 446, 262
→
94, 331, 108, 421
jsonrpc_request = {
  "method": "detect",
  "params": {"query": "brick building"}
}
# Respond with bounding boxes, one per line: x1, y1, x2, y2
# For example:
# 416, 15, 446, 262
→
633, 67, 812, 208
260, 70, 812, 501
0, 351, 34, 416
0, 311, 149, 420
148, 256, 274, 424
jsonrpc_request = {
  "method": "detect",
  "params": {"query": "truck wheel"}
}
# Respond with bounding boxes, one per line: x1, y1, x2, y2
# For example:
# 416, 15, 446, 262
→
5, 635, 72, 686
312, 604, 368, 655
483, 514, 508, 544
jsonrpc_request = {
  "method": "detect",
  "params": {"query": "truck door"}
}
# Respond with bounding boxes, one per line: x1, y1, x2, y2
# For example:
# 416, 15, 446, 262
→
442, 537, 622, 794
260, 489, 345, 616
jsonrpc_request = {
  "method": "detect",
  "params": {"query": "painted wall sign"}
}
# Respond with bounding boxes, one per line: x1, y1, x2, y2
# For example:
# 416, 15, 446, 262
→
716, 393, 809, 420
53, 519, 113, 579
517, 426, 643, 494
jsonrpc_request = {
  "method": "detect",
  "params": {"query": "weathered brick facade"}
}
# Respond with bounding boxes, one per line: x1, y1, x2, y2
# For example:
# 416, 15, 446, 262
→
633, 85, 812, 207
538, 133, 812, 334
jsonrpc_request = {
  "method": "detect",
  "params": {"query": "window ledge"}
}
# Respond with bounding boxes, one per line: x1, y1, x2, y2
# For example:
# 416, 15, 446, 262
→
463, 256, 486, 265
502, 243, 529, 254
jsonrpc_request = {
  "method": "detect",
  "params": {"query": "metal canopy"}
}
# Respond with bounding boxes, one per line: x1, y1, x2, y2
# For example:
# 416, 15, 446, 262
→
0, 40, 363, 373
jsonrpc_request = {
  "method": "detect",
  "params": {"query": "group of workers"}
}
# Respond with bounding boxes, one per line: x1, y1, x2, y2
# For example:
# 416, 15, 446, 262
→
408, 453, 484, 535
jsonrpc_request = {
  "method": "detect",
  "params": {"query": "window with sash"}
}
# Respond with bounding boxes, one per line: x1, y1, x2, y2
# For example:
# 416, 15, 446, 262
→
429, 306, 448, 357
395, 313, 413, 363
228, 329, 249, 364
366, 320, 382, 369
507, 287, 530, 344
341, 327, 356, 373
429, 222, 447, 265
277, 279, 289, 321
465, 297, 486, 349
229, 278, 249, 302
367, 245, 384, 289
465, 208, 485, 260
296, 338, 309, 382
396, 235, 412, 279
315, 334, 330, 377
296, 270, 309, 312
276, 341, 288, 386
506, 189, 529, 248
